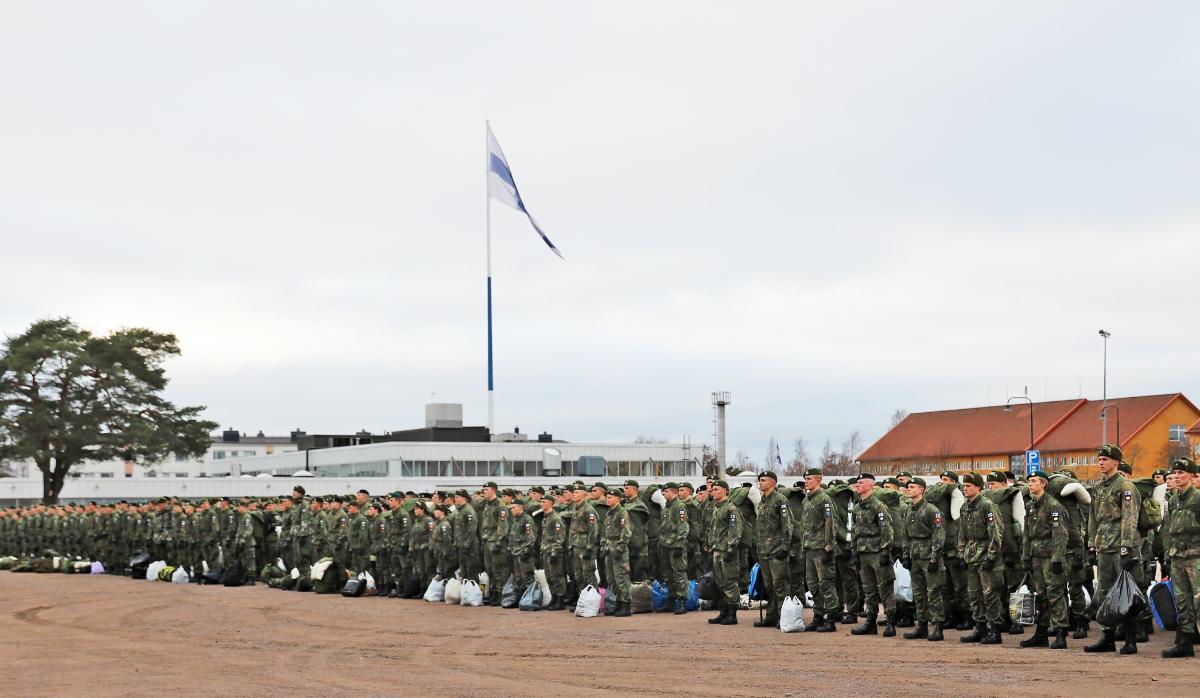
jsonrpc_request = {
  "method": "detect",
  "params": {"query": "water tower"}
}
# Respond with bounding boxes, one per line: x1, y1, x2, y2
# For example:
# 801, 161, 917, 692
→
712, 391, 731, 469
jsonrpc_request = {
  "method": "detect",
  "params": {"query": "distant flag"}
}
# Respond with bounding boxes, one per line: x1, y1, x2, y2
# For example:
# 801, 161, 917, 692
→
487, 124, 563, 259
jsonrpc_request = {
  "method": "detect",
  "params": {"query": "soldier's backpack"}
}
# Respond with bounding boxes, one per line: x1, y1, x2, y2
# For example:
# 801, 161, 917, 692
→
341, 576, 365, 597
402, 573, 422, 599
1150, 579, 1179, 631
1132, 478, 1163, 533
222, 560, 246, 587
698, 571, 718, 601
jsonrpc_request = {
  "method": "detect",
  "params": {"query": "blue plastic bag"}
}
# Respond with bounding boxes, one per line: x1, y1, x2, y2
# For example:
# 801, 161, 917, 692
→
748, 563, 763, 599
686, 579, 700, 611
651, 580, 671, 611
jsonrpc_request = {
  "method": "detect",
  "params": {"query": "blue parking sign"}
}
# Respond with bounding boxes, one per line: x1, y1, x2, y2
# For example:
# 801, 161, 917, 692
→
1025, 450, 1040, 475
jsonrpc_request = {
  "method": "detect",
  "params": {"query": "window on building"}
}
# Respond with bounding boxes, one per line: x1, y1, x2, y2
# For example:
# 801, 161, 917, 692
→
175, 453, 187, 463
1169, 424, 1186, 442
213, 451, 226, 460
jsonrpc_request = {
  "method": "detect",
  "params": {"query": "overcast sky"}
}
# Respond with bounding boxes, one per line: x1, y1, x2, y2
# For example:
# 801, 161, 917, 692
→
3, 2, 1198, 465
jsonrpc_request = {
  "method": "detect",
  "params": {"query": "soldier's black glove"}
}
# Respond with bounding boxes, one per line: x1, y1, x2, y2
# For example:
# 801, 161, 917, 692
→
723, 550, 736, 563
1121, 556, 1138, 572
1050, 560, 1064, 575
981, 558, 996, 571
822, 549, 834, 564
901, 556, 912, 569
1072, 558, 1084, 572
927, 559, 939, 573
891, 545, 902, 559
879, 553, 892, 567
773, 549, 789, 562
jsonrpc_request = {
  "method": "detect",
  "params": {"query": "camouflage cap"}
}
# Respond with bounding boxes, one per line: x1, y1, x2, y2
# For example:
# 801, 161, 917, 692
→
1097, 444, 1123, 461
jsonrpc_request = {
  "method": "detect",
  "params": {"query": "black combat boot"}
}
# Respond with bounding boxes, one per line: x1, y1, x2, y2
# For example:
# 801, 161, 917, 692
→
1019, 625, 1049, 648
960, 622, 986, 643
850, 615, 878, 636
547, 597, 564, 611
1136, 620, 1150, 643
841, 612, 859, 624
719, 607, 738, 625
1072, 615, 1089, 639
753, 613, 777, 628
1006, 610, 1024, 635
708, 600, 726, 624
816, 616, 837, 633
613, 600, 631, 617
882, 616, 897, 637
1120, 621, 1138, 655
955, 614, 974, 631
1050, 628, 1068, 649
673, 597, 687, 615
805, 613, 823, 631
903, 621, 928, 640
980, 623, 1003, 645
927, 623, 944, 641
895, 607, 915, 628
1083, 629, 1116, 653
1161, 631, 1195, 659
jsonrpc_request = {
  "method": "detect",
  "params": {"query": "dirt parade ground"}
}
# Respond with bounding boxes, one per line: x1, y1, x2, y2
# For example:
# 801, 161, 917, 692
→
0, 574, 1194, 698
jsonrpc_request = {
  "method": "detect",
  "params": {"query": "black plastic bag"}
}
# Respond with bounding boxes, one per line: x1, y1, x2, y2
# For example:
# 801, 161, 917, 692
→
698, 571, 718, 601
1096, 570, 1146, 628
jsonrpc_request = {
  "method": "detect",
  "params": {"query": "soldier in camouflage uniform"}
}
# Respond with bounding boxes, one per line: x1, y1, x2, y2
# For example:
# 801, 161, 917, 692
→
452, 490, 481, 580
958, 472, 1005, 645
507, 499, 538, 603
569, 485, 600, 593
680, 483, 704, 580
1163, 457, 1199, 658
538, 495, 568, 610
753, 472, 792, 628
479, 482, 510, 605
408, 501, 435, 588
659, 482, 690, 614
1019, 470, 1070, 649
902, 478, 946, 641
601, 490, 632, 616
850, 474, 897, 637
935, 471, 972, 630
707, 480, 743, 626
1085, 444, 1142, 655
799, 469, 838, 632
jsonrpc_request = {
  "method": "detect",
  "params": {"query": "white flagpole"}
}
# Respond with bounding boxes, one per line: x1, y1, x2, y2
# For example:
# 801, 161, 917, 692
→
486, 121, 495, 437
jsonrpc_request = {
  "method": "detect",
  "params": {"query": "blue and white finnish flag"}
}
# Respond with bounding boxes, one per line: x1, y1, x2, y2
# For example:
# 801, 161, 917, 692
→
487, 125, 563, 259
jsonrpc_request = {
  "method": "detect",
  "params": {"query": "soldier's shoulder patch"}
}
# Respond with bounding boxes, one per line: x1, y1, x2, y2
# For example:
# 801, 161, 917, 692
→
877, 511, 886, 521
499, 510, 507, 520
554, 523, 562, 530
933, 513, 942, 526
588, 514, 596, 524
729, 512, 737, 523
779, 503, 788, 512
986, 512, 995, 521
822, 503, 831, 517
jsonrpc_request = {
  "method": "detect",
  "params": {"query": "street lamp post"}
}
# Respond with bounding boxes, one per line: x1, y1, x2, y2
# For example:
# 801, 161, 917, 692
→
1099, 329, 1111, 445
1005, 395, 1035, 474
1100, 405, 1120, 446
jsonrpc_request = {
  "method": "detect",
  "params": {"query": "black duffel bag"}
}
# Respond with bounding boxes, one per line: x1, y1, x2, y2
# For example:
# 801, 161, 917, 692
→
342, 576, 365, 597
698, 571, 719, 601
129, 552, 151, 579
222, 560, 246, 587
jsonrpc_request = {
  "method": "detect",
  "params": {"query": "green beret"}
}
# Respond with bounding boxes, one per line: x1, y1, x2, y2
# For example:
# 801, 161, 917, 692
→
388, 491, 403, 499
1152, 469, 1168, 478
1097, 444, 1123, 461
592, 482, 608, 492
529, 485, 545, 494
483, 481, 499, 490
940, 470, 959, 482
679, 482, 694, 490
986, 471, 1007, 483
856, 472, 875, 481
962, 473, 985, 488
897, 471, 914, 478
623, 479, 640, 488
1170, 457, 1196, 474
1117, 461, 1133, 475
712, 479, 730, 491
803, 468, 822, 477
1027, 470, 1051, 481
906, 478, 927, 489
562, 484, 575, 493
884, 477, 902, 487
758, 471, 778, 482
454, 489, 469, 498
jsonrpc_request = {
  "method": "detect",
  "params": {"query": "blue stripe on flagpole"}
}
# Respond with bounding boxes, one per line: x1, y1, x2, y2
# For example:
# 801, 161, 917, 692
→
486, 275, 494, 391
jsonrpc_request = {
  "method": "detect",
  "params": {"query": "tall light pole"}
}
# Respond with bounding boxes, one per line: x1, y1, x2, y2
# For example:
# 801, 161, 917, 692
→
1099, 329, 1111, 445
1005, 395, 1034, 474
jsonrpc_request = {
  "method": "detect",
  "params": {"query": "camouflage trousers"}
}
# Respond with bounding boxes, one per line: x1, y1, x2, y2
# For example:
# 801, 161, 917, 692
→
664, 545, 688, 598
966, 561, 1005, 625
944, 554, 970, 618
541, 552, 567, 600
629, 541, 649, 581
910, 558, 946, 623
512, 552, 535, 592
687, 542, 703, 580
604, 546, 631, 604
788, 544, 807, 600
805, 550, 839, 617
712, 550, 740, 607
1066, 548, 1089, 618
1030, 556, 1068, 629
858, 553, 896, 618
485, 542, 512, 599
757, 552, 790, 619
457, 546, 481, 581
1174, 555, 1200, 634
837, 553, 863, 614
572, 550, 597, 592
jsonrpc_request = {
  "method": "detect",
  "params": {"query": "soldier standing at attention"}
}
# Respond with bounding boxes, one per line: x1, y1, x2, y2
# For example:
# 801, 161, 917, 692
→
902, 478, 946, 641
1163, 457, 1199, 658
659, 482, 691, 615
850, 473, 897, 637
1085, 444, 1142, 655
452, 490, 481, 581
538, 495, 568, 610
507, 499, 538, 603
799, 469, 838, 633
602, 489, 633, 617
569, 484, 600, 593
958, 473, 1005, 645
431, 505, 456, 580
479, 482, 509, 606
753, 471, 793, 628
1020, 470, 1070, 649
707, 480, 743, 626
680, 483, 704, 580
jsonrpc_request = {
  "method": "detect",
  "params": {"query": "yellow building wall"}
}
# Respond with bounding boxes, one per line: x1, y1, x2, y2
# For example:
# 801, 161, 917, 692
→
1122, 399, 1200, 477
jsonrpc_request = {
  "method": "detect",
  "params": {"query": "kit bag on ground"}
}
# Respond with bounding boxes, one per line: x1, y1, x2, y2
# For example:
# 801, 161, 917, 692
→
156, 565, 177, 582
1096, 570, 1146, 628
460, 579, 484, 606
341, 575, 365, 597
519, 582, 543, 611
444, 577, 462, 604
146, 560, 167, 581
632, 581, 656, 614
1150, 579, 1179, 631
780, 596, 806, 633
602, 586, 616, 615
575, 584, 602, 618
402, 573, 422, 599
222, 560, 246, 587
424, 576, 447, 602
500, 574, 520, 608
698, 571, 718, 601
1009, 580, 1036, 626
686, 580, 701, 611
129, 552, 151, 579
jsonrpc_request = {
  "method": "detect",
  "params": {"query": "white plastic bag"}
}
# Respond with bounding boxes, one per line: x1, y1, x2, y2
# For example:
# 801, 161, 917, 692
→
290, 567, 300, 580
90, 561, 105, 575
534, 568, 552, 608
780, 596, 806, 633
1010, 584, 1036, 626
310, 557, 333, 581
460, 579, 484, 606
444, 577, 462, 604
171, 567, 190, 584
575, 585, 602, 618
893, 560, 913, 603
74, 561, 92, 573
478, 571, 490, 596
424, 576, 447, 602
146, 560, 167, 581
362, 571, 377, 595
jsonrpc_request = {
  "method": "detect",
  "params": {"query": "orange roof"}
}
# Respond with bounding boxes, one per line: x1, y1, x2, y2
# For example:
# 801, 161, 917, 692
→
859, 399, 1083, 461
1034, 394, 1194, 451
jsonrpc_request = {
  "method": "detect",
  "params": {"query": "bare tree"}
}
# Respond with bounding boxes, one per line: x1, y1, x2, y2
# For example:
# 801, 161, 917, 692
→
841, 431, 864, 461
1123, 443, 1145, 468
890, 409, 909, 429
765, 437, 780, 473
783, 438, 812, 476
634, 435, 669, 444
